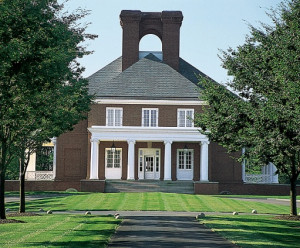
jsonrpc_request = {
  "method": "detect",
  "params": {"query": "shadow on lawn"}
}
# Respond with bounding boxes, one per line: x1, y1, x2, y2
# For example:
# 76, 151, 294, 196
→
22, 229, 115, 248
5, 197, 67, 211
203, 216, 299, 248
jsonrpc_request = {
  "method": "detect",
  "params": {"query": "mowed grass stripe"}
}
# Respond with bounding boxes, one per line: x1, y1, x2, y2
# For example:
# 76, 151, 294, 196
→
4, 216, 71, 246
200, 215, 300, 248
157, 192, 165, 211
163, 193, 183, 211
1, 215, 120, 248
6, 192, 290, 214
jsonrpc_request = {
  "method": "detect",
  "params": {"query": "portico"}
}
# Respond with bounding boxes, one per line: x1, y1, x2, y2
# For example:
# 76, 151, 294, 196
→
88, 126, 210, 181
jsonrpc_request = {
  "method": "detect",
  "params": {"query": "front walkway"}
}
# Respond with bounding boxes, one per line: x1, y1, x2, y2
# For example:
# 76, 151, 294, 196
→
107, 214, 237, 248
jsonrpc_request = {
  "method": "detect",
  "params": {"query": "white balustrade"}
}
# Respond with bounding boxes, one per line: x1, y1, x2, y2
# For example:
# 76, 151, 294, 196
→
25, 171, 54, 181
245, 174, 273, 184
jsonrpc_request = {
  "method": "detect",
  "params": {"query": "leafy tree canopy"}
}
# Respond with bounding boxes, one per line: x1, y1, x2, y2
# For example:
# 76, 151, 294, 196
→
195, 0, 300, 215
0, 0, 96, 219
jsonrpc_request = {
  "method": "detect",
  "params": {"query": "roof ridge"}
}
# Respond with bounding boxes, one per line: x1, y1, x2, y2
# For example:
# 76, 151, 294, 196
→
87, 56, 122, 79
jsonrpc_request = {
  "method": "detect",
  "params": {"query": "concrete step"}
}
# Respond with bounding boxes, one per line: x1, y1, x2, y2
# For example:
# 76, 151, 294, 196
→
105, 180, 194, 194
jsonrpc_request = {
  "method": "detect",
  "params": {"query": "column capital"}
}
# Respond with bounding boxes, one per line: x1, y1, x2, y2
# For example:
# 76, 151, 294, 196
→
90, 137, 99, 143
164, 140, 173, 145
201, 140, 210, 145
51, 137, 57, 145
127, 139, 136, 145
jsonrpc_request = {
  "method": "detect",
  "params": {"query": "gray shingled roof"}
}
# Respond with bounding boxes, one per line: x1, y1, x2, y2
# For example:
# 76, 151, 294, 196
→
88, 53, 208, 100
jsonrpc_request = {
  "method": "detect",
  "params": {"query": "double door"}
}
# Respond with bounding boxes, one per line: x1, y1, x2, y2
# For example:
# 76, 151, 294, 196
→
138, 149, 160, 180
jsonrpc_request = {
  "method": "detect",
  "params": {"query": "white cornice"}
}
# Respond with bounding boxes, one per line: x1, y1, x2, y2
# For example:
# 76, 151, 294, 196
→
93, 99, 208, 105
88, 126, 209, 142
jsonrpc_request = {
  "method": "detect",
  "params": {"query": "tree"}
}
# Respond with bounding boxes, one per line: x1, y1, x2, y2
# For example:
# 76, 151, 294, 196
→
195, 0, 300, 215
0, 0, 96, 219
17, 82, 92, 213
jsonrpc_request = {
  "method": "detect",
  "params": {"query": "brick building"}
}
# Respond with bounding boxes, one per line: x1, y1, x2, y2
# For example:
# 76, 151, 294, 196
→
19, 10, 283, 194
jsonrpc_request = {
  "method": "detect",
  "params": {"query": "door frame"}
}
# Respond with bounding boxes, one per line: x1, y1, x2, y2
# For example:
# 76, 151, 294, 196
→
138, 148, 160, 180
176, 149, 194, 180
105, 148, 122, 179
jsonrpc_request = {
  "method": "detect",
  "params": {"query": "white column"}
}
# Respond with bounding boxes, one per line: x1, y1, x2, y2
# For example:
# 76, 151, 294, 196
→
200, 140, 210, 182
270, 163, 279, 183
90, 137, 99, 179
51, 137, 57, 180
127, 139, 136, 180
164, 140, 172, 180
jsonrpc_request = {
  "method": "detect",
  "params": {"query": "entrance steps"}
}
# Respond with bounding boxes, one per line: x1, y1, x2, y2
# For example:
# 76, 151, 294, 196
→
105, 180, 194, 194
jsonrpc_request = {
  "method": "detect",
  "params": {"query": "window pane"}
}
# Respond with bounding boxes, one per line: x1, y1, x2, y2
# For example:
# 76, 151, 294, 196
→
114, 150, 121, 168
115, 109, 122, 126
186, 151, 192, 169
186, 110, 193, 127
139, 157, 143, 172
178, 110, 185, 127
106, 150, 113, 168
107, 109, 114, 126
143, 110, 149, 127
151, 110, 157, 127
178, 151, 184, 169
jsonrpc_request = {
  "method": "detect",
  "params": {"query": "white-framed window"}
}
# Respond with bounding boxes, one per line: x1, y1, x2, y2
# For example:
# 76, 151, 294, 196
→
106, 108, 123, 126
142, 108, 158, 127
105, 149, 122, 168
177, 149, 193, 170
177, 109, 194, 127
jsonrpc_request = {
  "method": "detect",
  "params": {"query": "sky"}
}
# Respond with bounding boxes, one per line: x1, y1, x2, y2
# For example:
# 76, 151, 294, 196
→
63, 0, 283, 84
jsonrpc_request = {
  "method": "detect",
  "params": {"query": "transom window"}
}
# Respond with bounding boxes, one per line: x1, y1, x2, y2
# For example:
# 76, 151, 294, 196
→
106, 108, 123, 126
105, 149, 122, 168
177, 149, 193, 170
142, 108, 158, 127
177, 109, 194, 127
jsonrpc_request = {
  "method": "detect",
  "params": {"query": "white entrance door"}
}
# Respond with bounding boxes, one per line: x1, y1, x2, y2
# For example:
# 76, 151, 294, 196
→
177, 149, 193, 180
145, 156, 154, 179
105, 149, 122, 179
138, 149, 160, 180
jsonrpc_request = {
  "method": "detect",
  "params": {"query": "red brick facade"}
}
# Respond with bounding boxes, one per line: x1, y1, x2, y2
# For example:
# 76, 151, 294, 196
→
10, 10, 290, 196
120, 11, 183, 71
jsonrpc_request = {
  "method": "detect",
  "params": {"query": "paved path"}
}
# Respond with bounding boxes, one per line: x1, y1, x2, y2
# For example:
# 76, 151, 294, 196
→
6, 194, 296, 247
4, 194, 70, 203
107, 215, 237, 248
227, 197, 300, 207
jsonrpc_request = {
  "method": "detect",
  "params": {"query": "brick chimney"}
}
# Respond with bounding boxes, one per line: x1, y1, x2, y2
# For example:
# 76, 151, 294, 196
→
120, 10, 183, 71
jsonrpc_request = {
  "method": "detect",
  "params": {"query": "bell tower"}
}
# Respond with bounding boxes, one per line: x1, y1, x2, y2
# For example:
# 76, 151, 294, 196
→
120, 10, 183, 71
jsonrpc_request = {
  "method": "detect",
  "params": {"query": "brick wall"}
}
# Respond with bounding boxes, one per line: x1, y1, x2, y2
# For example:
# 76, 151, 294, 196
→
6, 180, 81, 192
88, 103, 203, 127
209, 142, 243, 183
195, 181, 300, 195
120, 11, 183, 71
56, 120, 88, 182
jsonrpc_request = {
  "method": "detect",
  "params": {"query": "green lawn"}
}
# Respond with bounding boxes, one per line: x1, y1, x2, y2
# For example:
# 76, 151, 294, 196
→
0, 214, 120, 248
6, 192, 291, 214
219, 194, 300, 200
2, 192, 299, 248
199, 215, 300, 248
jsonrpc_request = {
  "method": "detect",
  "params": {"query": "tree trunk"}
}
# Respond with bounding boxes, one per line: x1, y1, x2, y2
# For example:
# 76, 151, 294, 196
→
0, 168, 6, 219
0, 141, 7, 220
290, 176, 297, 216
19, 151, 26, 213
